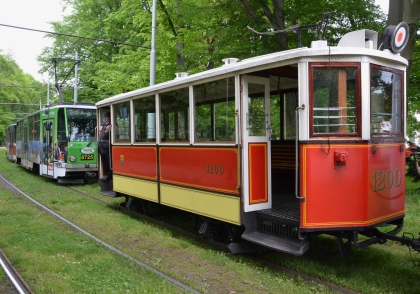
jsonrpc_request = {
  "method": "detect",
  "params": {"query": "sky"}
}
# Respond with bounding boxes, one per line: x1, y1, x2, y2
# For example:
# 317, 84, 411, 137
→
0, 0, 389, 83
0, 0, 69, 82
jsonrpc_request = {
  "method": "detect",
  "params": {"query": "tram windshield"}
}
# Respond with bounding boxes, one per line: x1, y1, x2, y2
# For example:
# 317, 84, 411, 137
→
370, 65, 403, 136
67, 108, 97, 142
311, 63, 359, 136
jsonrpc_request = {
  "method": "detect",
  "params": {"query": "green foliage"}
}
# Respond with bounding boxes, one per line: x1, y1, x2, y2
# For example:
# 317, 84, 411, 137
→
31, 0, 420, 138
36, 0, 388, 105
407, 37, 420, 138
0, 51, 44, 143
406, 142, 420, 182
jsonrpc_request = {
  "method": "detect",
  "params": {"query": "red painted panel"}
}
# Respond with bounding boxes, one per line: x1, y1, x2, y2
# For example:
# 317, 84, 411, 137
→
301, 143, 405, 229
160, 147, 238, 194
302, 144, 367, 228
249, 143, 268, 204
112, 146, 157, 180
367, 144, 405, 221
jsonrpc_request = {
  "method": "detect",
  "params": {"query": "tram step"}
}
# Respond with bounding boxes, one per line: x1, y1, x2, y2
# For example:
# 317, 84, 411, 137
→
58, 178, 84, 185
241, 231, 309, 255
241, 211, 309, 255
100, 190, 117, 197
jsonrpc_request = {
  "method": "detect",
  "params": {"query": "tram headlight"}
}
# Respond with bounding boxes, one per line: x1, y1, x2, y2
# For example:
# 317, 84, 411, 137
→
69, 156, 76, 162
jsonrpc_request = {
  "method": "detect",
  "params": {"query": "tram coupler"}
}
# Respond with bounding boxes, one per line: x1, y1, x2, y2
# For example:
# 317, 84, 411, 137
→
364, 229, 420, 253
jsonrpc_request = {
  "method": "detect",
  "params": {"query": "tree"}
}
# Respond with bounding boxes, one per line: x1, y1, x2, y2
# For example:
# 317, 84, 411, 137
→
238, 0, 385, 50
0, 51, 44, 143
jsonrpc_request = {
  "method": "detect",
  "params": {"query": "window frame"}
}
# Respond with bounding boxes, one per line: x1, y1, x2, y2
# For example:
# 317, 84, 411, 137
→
309, 62, 362, 138
370, 64, 405, 138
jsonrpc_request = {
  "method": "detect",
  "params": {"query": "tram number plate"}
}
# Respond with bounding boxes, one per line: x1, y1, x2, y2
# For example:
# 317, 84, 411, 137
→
81, 154, 94, 160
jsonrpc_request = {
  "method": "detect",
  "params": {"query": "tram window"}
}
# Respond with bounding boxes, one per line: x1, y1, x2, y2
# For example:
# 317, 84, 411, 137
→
370, 66, 403, 136
271, 92, 297, 140
310, 64, 360, 136
57, 108, 66, 141
67, 108, 96, 142
28, 115, 34, 140
193, 78, 235, 142
34, 113, 40, 141
134, 95, 156, 142
270, 95, 281, 140
248, 85, 266, 137
284, 92, 296, 139
160, 88, 189, 142
114, 102, 131, 142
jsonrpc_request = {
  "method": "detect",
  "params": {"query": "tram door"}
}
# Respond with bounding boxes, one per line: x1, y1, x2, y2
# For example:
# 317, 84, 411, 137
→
241, 75, 272, 212
41, 119, 54, 176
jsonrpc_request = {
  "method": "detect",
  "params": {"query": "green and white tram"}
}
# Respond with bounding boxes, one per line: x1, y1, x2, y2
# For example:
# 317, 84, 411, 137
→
16, 103, 98, 184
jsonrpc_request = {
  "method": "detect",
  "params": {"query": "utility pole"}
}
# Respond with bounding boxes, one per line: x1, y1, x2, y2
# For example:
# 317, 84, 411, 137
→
74, 52, 78, 104
150, 0, 157, 86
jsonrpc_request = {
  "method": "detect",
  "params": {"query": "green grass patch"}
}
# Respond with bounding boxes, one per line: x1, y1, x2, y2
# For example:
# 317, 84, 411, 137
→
1, 148, 419, 293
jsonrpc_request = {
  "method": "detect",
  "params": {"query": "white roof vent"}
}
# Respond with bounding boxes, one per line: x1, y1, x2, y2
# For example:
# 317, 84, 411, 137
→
175, 72, 189, 79
337, 29, 378, 50
311, 40, 328, 48
222, 58, 239, 66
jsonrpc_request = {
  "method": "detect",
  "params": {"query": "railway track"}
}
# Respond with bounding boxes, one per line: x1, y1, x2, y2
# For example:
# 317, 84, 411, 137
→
0, 248, 32, 294
0, 170, 359, 293
0, 174, 199, 294
67, 186, 359, 294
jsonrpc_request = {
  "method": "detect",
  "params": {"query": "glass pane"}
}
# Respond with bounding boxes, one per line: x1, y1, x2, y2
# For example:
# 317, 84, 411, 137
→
194, 78, 235, 142
312, 67, 357, 134
134, 96, 156, 142
284, 92, 296, 139
247, 83, 266, 137
270, 95, 281, 140
114, 102, 131, 142
371, 68, 402, 135
67, 108, 97, 142
160, 88, 189, 142
34, 113, 40, 141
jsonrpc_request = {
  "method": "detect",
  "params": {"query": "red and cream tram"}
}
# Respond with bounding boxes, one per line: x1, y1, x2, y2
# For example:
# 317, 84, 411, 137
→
97, 23, 420, 255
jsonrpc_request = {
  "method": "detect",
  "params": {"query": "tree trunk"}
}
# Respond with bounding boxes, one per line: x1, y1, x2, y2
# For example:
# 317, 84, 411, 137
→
240, 0, 288, 50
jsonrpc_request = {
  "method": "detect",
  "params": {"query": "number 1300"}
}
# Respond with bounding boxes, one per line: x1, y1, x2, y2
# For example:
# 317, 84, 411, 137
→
372, 169, 402, 192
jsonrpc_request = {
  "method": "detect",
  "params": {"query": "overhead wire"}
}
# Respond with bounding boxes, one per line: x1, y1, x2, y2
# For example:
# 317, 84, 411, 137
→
0, 23, 150, 49
0, 5, 144, 99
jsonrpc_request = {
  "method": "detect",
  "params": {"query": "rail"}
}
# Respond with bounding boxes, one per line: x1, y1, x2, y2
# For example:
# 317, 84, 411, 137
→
313, 107, 356, 131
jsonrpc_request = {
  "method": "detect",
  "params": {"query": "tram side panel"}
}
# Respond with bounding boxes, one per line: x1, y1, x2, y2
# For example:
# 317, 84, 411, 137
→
367, 143, 405, 221
112, 146, 241, 225
301, 142, 405, 230
159, 147, 240, 225
112, 146, 159, 202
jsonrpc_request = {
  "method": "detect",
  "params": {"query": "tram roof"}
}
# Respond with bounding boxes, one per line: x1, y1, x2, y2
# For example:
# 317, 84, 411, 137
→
96, 33, 408, 107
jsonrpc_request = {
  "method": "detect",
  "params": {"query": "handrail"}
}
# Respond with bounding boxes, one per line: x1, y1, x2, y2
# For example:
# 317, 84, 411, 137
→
295, 104, 305, 201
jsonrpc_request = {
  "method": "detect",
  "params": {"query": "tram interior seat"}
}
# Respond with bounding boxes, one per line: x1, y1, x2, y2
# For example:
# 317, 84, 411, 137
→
271, 140, 296, 193
271, 141, 296, 172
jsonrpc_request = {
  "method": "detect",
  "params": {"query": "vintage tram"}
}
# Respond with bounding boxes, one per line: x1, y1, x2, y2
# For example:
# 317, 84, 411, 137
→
5, 123, 17, 162
97, 23, 420, 255
15, 103, 98, 184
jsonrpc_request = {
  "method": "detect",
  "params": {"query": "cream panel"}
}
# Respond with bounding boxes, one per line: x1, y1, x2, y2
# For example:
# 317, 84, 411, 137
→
114, 175, 158, 202
161, 184, 241, 225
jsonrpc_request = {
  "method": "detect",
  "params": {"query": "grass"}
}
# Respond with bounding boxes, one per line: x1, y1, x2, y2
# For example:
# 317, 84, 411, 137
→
0, 186, 182, 293
0, 149, 335, 293
0, 147, 419, 293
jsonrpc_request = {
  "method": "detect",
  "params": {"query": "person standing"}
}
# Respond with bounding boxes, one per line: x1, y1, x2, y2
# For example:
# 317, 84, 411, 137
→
98, 112, 112, 180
